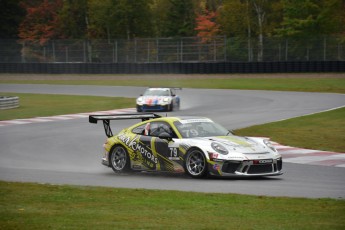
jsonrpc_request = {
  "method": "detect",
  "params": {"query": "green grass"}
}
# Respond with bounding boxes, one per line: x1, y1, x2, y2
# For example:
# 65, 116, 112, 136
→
1, 77, 345, 93
1, 181, 344, 230
0, 93, 134, 120
235, 107, 345, 152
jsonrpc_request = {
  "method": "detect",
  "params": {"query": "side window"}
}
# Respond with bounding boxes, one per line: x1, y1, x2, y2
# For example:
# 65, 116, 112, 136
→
149, 122, 177, 138
132, 124, 146, 135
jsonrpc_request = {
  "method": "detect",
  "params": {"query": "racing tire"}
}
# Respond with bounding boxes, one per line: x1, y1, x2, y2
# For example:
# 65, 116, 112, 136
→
169, 102, 174, 112
184, 149, 208, 178
109, 145, 130, 173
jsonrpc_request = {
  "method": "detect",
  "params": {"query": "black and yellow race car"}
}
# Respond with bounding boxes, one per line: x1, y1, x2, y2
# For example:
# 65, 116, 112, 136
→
89, 113, 283, 178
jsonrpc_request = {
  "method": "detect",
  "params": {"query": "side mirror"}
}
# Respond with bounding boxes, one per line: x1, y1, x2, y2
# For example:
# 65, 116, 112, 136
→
227, 130, 234, 135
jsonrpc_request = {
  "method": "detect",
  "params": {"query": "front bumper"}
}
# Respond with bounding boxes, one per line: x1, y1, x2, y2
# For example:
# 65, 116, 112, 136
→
210, 158, 283, 177
137, 104, 169, 111
102, 157, 110, 167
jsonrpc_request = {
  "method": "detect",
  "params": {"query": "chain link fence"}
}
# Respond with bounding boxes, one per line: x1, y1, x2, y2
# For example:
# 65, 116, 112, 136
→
0, 36, 344, 63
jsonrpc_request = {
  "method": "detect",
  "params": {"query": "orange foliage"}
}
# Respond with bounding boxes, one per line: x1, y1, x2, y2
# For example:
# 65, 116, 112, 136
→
18, 0, 62, 45
195, 10, 220, 43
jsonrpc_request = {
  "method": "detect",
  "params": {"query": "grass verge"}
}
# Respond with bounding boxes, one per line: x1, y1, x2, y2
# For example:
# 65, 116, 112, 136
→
0, 93, 134, 120
1, 77, 345, 93
1, 181, 344, 230
235, 107, 345, 152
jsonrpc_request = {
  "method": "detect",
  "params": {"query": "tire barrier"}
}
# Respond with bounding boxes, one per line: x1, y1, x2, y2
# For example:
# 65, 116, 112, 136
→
0, 61, 344, 74
0, 96, 19, 110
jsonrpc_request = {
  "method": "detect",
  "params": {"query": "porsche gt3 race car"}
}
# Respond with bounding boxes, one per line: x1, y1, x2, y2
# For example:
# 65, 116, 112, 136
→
136, 87, 181, 112
89, 113, 283, 178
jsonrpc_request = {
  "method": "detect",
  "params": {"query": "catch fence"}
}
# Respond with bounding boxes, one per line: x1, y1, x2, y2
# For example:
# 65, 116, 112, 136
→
0, 36, 344, 63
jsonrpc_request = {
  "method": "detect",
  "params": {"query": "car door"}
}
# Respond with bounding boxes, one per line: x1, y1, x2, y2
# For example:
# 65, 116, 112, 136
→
143, 121, 183, 172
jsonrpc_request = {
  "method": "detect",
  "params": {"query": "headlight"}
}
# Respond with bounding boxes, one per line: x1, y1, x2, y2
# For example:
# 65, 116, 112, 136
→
163, 97, 170, 102
211, 142, 228, 155
263, 139, 277, 152
137, 97, 143, 103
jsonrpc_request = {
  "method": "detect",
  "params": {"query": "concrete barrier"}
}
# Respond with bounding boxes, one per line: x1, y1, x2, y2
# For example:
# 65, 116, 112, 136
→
0, 96, 19, 109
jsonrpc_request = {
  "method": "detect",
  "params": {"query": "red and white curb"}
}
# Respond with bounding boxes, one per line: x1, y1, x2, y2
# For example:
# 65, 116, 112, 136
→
0, 108, 136, 127
273, 142, 345, 168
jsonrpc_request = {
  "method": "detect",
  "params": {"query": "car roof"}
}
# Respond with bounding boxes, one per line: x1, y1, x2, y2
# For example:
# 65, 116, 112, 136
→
146, 88, 170, 90
149, 116, 213, 123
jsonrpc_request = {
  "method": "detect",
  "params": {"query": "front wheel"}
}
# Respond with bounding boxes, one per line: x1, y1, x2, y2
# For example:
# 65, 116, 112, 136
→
184, 149, 208, 178
109, 145, 130, 173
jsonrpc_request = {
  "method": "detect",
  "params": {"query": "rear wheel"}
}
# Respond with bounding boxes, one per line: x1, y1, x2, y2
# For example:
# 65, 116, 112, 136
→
110, 145, 130, 172
184, 149, 208, 178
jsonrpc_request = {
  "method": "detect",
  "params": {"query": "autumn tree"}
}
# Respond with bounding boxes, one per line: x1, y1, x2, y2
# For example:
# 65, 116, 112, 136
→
18, 0, 63, 45
195, 10, 219, 42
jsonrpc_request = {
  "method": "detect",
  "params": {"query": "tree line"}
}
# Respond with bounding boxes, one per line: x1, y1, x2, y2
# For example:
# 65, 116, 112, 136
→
1, 0, 344, 41
0, 0, 344, 62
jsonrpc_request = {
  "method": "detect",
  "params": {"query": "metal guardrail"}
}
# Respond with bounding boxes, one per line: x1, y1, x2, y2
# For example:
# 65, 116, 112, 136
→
0, 96, 19, 109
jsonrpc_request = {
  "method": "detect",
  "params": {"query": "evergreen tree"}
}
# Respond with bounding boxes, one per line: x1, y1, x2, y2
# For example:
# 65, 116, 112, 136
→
162, 0, 196, 37
0, 0, 25, 38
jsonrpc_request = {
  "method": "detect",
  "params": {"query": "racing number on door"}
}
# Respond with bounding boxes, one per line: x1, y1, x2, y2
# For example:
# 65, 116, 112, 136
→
169, 147, 179, 160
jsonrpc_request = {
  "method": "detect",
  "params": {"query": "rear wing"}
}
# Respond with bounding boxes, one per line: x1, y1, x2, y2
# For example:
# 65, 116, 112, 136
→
89, 113, 161, 137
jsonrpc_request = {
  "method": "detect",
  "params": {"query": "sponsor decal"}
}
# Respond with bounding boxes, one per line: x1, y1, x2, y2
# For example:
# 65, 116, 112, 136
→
118, 134, 158, 166
253, 159, 273, 164
132, 165, 142, 170
179, 118, 213, 124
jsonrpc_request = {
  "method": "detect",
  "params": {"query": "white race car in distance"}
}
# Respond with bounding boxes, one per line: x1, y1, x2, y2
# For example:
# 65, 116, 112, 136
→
136, 87, 181, 112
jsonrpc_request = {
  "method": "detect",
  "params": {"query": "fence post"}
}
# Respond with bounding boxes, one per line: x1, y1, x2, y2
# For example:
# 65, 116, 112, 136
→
156, 38, 159, 62
134, 38, 137, 63
224, 36, 227, 61
65, 46, 68, 62
21, 41, 26, 63
323, 37, 326, 61
285, 39, 288, 61
147, 40, 150, 62
180, 39, 183, 62
83, 40, 86, 62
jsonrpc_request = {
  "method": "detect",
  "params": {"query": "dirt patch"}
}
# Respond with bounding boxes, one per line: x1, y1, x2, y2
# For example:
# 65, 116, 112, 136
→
0, 73, 344, 81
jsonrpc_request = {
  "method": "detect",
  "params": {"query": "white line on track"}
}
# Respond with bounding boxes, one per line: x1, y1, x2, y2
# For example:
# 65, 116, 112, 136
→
0, 108, 136, 127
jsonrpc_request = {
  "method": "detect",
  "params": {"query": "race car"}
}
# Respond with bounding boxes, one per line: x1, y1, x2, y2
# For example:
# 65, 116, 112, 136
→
136, 87, 181, 112
89, 113, 283, 178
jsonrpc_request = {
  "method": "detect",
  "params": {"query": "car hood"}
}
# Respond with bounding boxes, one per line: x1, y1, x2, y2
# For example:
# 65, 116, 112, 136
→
141, 96, 170, 104
196, 136, 271, 154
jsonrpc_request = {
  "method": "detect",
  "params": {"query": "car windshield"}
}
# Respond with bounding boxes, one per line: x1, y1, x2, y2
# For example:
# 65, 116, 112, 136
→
143, 89, 170, 96
173, 119, 230, 138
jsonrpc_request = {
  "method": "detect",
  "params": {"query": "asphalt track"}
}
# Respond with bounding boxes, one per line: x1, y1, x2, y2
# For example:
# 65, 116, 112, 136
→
1, 84, 345, 199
